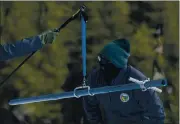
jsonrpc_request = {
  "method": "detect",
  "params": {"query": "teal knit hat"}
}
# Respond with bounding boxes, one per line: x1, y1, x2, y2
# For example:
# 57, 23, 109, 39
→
99, 38, 130, 68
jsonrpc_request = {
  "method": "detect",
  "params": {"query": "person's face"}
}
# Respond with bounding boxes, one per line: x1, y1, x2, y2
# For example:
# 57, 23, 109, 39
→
97, 55, 120, 85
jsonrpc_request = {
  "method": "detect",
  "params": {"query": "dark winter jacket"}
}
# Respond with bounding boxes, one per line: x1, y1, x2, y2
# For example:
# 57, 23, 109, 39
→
0, 36, 43, 61
83, 65, 165, 124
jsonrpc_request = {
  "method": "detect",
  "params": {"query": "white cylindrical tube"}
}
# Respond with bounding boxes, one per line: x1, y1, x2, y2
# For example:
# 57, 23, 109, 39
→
129, 77, 144, 85
148, 87, 162, 93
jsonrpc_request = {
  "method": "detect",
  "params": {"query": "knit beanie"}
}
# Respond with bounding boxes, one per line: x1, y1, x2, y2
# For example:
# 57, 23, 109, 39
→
99, 38, 130, 68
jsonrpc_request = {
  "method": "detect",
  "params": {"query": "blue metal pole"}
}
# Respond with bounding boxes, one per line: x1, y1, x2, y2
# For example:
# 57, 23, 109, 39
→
9, 78, 167, 105
81, 14, 86, 79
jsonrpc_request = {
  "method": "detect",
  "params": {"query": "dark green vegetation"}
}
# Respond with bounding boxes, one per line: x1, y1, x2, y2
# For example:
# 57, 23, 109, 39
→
0, 1, 179, 124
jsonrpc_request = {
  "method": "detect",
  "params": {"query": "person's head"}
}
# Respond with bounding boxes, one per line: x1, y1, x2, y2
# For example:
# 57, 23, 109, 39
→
97, 38, 130, 84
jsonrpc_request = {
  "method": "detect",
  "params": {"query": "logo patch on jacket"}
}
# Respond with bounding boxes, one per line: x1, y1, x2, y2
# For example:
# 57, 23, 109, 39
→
120, 93, 129, 102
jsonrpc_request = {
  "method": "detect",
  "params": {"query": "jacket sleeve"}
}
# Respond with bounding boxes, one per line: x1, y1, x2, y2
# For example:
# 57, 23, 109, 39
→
0, 36, 43, 61
83, 71, 103, 124
131, 69, 165, 124
134, 89, 165, 124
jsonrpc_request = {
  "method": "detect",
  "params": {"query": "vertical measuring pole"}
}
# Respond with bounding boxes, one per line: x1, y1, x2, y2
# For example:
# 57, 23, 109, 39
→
81, 12, 87, 85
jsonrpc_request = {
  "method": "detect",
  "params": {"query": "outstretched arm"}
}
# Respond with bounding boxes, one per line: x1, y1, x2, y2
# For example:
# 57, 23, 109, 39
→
0, 30, 57, 61
0, 36, 43, 61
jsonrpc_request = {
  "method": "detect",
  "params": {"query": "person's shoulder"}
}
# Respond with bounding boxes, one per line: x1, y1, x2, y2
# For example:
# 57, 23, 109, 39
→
128, 65, 147, 80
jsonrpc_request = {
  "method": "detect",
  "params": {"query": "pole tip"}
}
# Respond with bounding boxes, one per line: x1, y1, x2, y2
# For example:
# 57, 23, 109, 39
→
161, 79, 168, 86
80, 5, 86, 12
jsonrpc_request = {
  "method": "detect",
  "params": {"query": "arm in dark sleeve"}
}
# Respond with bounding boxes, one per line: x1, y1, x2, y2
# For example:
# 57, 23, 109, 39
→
0, 36, 43, 61
83, 71, 102, 124
130, 67, 165, 124
134, 89, 165, 124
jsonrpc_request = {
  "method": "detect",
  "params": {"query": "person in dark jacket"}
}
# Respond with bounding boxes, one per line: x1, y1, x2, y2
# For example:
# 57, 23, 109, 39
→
83, 38, 165, 124
0, 30, 57, 61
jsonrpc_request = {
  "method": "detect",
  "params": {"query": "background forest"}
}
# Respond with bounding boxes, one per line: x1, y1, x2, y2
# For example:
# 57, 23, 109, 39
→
0, 1, 179, 124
